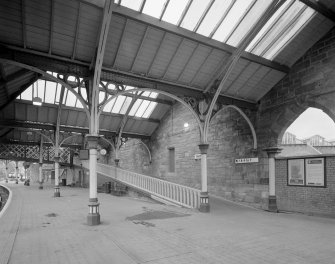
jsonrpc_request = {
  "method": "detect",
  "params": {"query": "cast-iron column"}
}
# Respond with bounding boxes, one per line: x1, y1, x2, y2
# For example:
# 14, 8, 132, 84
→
15, 161, 18, 184
86, 135, 100, 226
264, 147, 282, 212
198, 143, 210, 212
54, 156, 60, 197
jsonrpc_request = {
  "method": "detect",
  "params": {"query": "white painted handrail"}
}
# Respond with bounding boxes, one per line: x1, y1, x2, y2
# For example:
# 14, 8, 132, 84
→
80, 160, 200, 209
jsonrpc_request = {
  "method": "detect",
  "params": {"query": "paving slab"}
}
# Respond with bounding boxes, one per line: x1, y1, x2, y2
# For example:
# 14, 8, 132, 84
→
0, 180, 335, 264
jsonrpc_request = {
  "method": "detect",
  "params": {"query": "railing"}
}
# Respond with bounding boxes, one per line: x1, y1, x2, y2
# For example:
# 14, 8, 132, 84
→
80, 160, 200, 209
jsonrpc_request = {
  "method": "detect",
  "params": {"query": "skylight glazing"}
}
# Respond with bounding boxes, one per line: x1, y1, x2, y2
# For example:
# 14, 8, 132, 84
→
117, 0, 316, 62
17, 72, 159, 119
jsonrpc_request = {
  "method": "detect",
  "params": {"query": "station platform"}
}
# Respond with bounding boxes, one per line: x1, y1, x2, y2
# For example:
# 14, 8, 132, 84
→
0, 181, 334, 264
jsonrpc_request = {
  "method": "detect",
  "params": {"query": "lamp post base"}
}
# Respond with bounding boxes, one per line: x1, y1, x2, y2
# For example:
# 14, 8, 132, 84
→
87, 199, 100, 226
54, 186, 60, 197
199, 192, 210, 213
268, 195, 278, 212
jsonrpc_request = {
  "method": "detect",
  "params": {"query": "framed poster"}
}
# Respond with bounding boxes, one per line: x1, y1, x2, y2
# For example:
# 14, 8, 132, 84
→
288, 159, 305, 186
305, 158, 325, 186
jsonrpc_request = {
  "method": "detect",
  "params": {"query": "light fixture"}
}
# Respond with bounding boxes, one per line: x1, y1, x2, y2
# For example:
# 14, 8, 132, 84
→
32, 97, 42, 106
184, 122, 189, 131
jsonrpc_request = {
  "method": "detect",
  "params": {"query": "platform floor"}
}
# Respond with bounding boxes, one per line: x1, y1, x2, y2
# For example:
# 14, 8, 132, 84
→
0, 181, 334, 264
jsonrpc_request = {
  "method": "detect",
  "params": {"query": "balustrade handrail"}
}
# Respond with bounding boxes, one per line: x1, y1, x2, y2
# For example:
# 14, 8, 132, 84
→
98, 162, 201, 193
79, 160, 200, 209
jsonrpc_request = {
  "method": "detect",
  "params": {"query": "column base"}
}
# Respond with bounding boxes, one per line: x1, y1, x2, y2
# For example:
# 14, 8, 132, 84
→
87, 213, 100, 226
54, 186, 60, 197
15, 180, 18, 184
268, 195, 278, 213
39, 185, 43, 190
199, 192, 210, 213
87, 199, 100, 226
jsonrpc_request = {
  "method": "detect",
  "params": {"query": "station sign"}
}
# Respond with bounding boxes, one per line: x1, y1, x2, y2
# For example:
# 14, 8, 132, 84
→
235, 158, 259, 164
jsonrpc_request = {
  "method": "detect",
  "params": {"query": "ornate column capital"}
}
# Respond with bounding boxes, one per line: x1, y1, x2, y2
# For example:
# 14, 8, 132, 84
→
86, 134, 99, 149
198, 143, 209, 154
263, 147, 282, 158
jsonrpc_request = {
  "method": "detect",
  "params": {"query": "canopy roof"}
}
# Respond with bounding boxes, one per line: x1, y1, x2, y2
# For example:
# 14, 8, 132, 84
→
0, 0, 334, 146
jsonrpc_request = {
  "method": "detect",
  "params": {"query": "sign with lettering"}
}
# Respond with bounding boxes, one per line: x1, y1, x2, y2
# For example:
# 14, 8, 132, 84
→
288, 159, 305, 186
306, 158, 324, 186
235, 158, 259, 164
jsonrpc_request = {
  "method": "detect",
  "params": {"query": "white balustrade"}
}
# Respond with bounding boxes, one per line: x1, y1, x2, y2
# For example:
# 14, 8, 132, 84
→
78, 160, 200, 209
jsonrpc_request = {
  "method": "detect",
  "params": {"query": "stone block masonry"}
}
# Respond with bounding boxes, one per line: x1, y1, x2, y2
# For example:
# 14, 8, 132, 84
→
118, 101, 267, 207
257, 27, 335, 149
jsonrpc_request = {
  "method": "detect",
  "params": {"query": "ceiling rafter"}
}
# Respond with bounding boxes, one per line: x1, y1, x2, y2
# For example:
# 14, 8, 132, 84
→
224, 0, 257, 44
139, 0, 146, 13
130, 25, 149, 72
299, 0, 335, 23
112, 18, 129, 68
176, 43, 199, 82
193, 0, 215, 32
146, 31, 167, 75
159, 0, 170, 21
177, 0, 193, 27
209, 0, 236, 39
223, 61, 251, 94
162, 38, 184, 79
232, 64, 263, 96
189, 48, 214, 86
21, 0, 27, 49
72, 2, 82, 60
49, 0, 55, 54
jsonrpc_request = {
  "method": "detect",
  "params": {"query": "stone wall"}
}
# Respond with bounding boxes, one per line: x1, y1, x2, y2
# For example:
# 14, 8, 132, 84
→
257, 27, 335, 148
117, 101, 268, 207
275, 156, 335, 216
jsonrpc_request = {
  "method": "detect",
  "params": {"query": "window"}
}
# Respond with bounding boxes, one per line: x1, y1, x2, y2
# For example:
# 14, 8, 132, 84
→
168, 147, 175, 173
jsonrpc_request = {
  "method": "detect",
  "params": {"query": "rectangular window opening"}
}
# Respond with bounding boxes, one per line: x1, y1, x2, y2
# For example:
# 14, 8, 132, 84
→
168, 147, 175, 173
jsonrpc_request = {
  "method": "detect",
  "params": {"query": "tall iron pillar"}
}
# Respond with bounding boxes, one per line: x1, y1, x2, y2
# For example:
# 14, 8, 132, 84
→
15, 161, 19, 184
54, 156, 60, 197
86, 135, 100, 226
198, 143, 210, 212
264, 147, 282, 212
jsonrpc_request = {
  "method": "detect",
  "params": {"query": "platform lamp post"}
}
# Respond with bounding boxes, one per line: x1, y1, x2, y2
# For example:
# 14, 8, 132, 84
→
15, 160, 19, 184
5, 160, 8, 183
23, 162, 30, 186
38, 137, 44, 189
54, 155, 60, 197
264, 147, 282, 212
